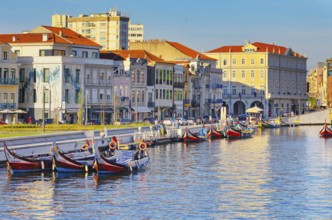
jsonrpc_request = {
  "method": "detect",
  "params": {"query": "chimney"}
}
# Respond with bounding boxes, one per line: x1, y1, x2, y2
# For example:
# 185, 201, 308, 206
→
12, 36, 16, 42
42, 33, 48, 42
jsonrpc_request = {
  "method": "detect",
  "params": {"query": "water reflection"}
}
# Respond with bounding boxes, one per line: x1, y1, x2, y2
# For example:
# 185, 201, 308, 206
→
0, 126, 332, 219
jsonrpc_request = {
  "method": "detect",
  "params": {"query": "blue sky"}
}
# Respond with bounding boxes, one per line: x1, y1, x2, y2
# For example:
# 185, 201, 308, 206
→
0, 0, 331, 69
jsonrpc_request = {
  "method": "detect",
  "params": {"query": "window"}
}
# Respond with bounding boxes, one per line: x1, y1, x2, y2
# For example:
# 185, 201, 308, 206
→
260, 70, 265, 78
251, 70, 255, 78
166, 90, 169, 99
241, 86, 246, 95
223, 71, 227, 79
155, 89, 158, 100
163, 89, 166, 99
232, 86, 237, 95
241, 70, 245, 78
75, 69, 80, 83
251, 59, 254, 65
241, 59, 245, 65
141, 91, 145, 102
33, 89, 36, 103
19, 89, 25, 103
223, 59, 227, 65
260, 58, 264, 64
33, 69, 36, 82
19, 68, 25, 82
155, 70, 158, 84
72, 50, 77, 57
14, 50, 20, 56
65, 89, 69, 103
232, 59, 236, 65
82, 51, 88, 58
251, 86, 255, 95
92, 52, 98, 59
3, 51, 8, 60
260, 86, 265, 95
65, 68, 71, 83
137, 71, 140, 83
232, 71, 236, 78
99, 93, 103, 100
223, 86, 228, 95
43, 68, 50, 82
44, 89, 49, 103
170, 90, 172, 100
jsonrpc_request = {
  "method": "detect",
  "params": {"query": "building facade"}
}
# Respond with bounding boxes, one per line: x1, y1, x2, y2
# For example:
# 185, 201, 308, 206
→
0, 43, 20, 123
0, 26, 116, 124
130, 40, 223, 118
205, 42, 307, 117
52, 8, 144, 50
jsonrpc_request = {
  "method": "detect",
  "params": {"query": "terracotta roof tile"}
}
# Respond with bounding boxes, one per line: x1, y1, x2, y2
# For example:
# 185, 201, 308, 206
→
100, 50, 164, 62
0, 26, 101, 48
207, 42, 304, 57
166, 41, 216, 60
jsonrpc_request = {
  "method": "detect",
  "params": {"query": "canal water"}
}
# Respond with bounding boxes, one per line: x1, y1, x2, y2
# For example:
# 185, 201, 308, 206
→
1, 126, 332, 219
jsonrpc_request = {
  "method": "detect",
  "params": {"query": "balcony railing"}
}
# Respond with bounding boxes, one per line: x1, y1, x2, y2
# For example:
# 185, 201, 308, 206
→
0, 78, 18, 85
0, 103, 16, 109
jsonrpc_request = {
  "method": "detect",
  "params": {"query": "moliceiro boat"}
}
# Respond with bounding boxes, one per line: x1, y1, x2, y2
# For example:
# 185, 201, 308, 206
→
207, 124, 225, 139
4, 142, 53, 173
319, 122, 332, 138
94, 140, 150, 174
183, 127, 207, 142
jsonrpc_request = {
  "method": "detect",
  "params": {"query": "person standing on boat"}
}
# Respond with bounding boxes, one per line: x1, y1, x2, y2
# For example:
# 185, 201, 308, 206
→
107, 136, 118, 157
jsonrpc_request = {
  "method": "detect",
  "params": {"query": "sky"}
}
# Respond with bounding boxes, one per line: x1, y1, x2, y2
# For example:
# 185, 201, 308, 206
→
0, 0, 331, 69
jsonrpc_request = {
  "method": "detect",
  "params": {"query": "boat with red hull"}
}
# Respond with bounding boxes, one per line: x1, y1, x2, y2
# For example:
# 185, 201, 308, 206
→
52, 142, 96, 173
4, 142, 53, 173
225, 127, 242, 138
94, 140, 150, 174
182, 127, 206, 142
208, 124, 225, 139
319, 123, 332, 138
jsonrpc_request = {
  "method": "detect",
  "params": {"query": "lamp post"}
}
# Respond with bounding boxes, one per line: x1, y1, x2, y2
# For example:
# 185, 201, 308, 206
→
42, 87, 45, 133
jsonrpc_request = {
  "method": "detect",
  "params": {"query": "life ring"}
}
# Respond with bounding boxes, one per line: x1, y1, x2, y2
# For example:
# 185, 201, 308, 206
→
109, 140, 117, 151
81, 143, 89, 151
138, 142, 147, 151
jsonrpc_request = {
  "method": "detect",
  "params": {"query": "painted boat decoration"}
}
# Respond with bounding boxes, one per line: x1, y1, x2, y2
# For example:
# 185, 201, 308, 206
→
319, 122, 332, 138
93, 140, 150, 174
51, 142, 95, 173
207, 124, 225, 139
225, 127, 242, 138
182, 127, 206, 142
4, 142, 53, 173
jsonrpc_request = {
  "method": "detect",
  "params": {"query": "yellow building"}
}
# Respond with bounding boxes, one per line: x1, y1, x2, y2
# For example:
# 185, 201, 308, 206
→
0, 43, 20, 123
205, 41, 307, 117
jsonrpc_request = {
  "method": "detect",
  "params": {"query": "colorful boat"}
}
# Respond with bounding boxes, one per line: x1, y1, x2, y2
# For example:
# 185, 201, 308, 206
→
93, 140, 150, 174
182, 127, 206, 142
225, 127, 242, 138
260, 120, 280, 129
207, 124, 225, 139
319, 122, 332, 138
52, 142, 96, 173
4, 142, 53, 173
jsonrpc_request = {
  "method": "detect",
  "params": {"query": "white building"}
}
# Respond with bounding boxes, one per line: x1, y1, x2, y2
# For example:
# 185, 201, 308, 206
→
0, 26, 114, 124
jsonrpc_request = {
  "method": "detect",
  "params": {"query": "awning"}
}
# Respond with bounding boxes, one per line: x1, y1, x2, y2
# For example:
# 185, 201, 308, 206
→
131, 106, 152, 113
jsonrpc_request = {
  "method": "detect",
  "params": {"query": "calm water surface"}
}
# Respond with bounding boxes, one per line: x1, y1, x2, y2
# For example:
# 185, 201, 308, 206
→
1, 126, 332, 219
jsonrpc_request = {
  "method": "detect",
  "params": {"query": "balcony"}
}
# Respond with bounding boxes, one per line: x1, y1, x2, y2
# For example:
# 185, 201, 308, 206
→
148, 102, 155, 107
0, 78, 18, 85
0, 103, 16, 109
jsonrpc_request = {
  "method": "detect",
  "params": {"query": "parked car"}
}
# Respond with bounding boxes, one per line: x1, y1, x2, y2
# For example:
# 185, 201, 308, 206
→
163, 117, 175, 126
36, 118, 53, 126
0, 121, 7, 125
176, 117, 188, 126
118, 118, 131, 125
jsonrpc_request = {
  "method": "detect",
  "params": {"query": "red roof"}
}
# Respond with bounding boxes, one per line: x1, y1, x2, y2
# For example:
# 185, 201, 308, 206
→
100, 50, 164, 62
0, 26, 101, 48
207, 42, 304, 57
166, 41, 216, 60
